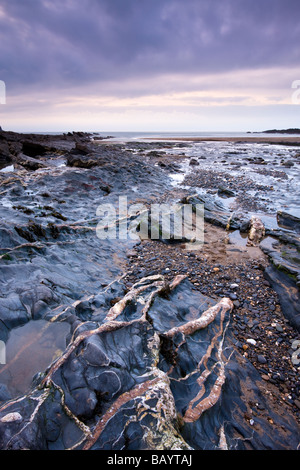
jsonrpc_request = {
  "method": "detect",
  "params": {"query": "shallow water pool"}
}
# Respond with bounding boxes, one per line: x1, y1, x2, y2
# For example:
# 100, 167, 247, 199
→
0, 319, 70, 399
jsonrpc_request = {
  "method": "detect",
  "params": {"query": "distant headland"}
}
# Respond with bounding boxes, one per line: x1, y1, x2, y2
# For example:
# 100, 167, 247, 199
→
249, 128, 300, 134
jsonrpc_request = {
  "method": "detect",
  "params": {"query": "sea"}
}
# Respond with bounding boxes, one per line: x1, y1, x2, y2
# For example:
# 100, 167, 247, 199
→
21, 130, 300, 140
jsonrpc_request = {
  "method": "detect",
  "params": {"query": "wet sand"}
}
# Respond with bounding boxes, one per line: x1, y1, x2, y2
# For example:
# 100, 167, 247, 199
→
146, 136, 300, 145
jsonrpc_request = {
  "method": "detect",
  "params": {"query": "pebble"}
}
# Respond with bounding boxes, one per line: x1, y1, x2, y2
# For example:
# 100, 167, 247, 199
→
256, 403, 265, 410
291, 340, 300, 350
261, 374, 270, 381
291, 350, 300, 366
275, 324, 284, 332
257, 355, 267, 364
247, 338, 257, 346
294, 400, 300, 410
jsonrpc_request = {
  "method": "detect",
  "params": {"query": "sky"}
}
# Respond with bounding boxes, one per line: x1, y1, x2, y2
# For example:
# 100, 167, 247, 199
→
0, 0, 300, 133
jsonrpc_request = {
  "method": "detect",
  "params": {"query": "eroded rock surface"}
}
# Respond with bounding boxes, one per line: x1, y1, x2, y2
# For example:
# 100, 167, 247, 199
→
1, 275, 299, 450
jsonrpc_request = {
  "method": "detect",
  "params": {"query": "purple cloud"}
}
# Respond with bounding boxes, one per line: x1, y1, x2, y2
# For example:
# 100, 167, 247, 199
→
0, 0, 299, 94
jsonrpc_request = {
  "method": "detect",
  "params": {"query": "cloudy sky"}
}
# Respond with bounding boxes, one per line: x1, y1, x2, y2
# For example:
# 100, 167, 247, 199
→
0, 0, 299, 132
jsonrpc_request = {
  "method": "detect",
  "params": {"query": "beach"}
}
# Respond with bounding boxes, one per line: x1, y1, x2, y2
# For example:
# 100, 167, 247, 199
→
0, 130, 299, 450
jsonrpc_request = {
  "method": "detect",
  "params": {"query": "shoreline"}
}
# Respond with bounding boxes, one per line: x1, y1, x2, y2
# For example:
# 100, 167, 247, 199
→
145, 136, 300, 145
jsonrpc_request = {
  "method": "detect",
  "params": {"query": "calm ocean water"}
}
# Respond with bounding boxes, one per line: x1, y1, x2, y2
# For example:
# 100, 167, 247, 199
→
30, 130, 300, 142
94, 131, 297, 142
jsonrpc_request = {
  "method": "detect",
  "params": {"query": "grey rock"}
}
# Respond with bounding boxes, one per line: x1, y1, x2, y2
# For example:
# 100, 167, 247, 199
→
83, 336, 110, 367
257, 355, 267, 364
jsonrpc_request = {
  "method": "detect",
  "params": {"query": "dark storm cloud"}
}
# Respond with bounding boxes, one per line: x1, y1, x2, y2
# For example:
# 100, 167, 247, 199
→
0, 0, 299, 94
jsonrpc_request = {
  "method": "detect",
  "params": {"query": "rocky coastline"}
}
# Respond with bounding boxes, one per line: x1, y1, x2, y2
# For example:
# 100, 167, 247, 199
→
0, 130, 299, 450
261, 128, 300, 135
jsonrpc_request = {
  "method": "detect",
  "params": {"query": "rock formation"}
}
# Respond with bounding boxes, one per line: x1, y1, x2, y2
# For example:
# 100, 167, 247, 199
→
0, 130, 299, 450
